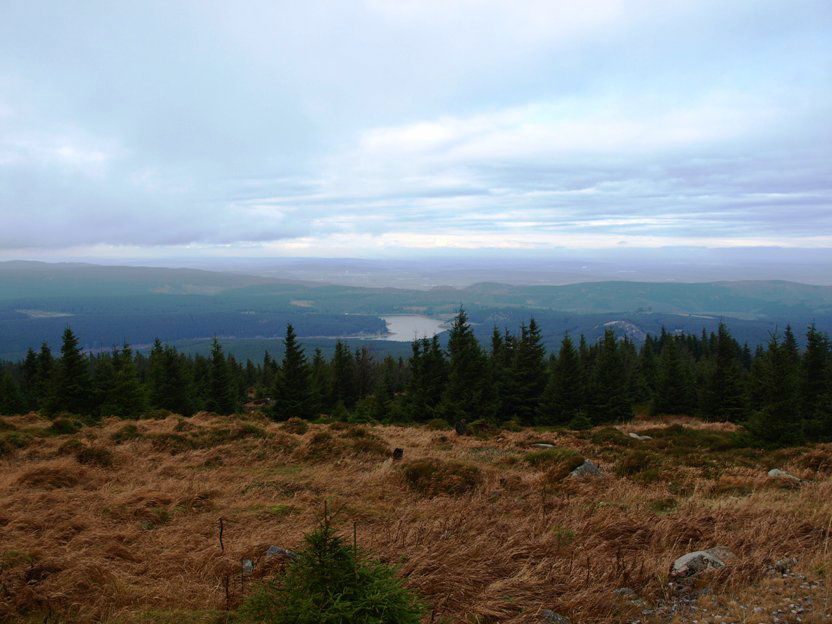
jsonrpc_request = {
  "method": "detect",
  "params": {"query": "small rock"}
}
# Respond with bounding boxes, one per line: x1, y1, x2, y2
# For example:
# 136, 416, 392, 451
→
242, 559, 253, 575
628, 432, 653, 441
541, 609, 571, 624
671, 547, 734, 577
265, 545, 299, 560
532, 443, 555, 448
392, 448, 404, 460
768, 468, 801, 482
774, 558, 797, 574
615, 587, 638, 598
569, 459, 602, 477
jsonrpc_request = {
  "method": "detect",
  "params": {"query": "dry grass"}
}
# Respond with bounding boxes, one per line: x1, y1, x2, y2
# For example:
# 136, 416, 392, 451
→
1, 413, 831, 623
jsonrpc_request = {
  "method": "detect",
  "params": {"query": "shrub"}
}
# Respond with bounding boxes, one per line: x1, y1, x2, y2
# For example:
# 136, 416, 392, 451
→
503, 418, 523, 432
425, 418, 451, 431
143, 409, 174, 420
57, 438, 86, 455
75, 446, 115, 468
0, 437, 14, 457
3, 430, 33, 448
649, 496, 679, 513
524, 447, 583, 469
50, 417, 83, 435
615, 450, 662, 479
112, 424, 142, 444
586, 427, 635, 447
147, 432, 195, 454
18, 465, 83, 489
467, 419, 499, 437
237, 515, 423, 624
568, 413, 593, 431
349, 437, 390, 457
402, 458, 482, 496
281, 417, 309, 435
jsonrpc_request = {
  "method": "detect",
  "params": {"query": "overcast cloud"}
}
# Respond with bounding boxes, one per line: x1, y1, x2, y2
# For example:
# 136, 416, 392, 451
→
0, 0, 830, 257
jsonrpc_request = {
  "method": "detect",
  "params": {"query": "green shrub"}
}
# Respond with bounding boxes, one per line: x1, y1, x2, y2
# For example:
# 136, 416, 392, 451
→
425, 418, 451, 431
523, 447, 583, 468
468, 419, 499, 437
112, 424, 142, 444
567, 413, 592, 431
237, 515, 423, 624
147, 432, 195, 454
50, 417, 83, 435
2, 431, 33, 449
57, 438, 86, 455
0, 437, 14, 457
402, 458, 482, 496
615, 450, 662, 479
503, 418, 523, 432
586, 427, 635, 447
281, 417, 309, 435
143, 409, 173, 420
648, 496, 679, 514
75, 446, 115, 468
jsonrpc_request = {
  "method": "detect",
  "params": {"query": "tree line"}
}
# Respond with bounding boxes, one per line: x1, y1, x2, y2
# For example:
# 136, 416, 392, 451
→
1, 310, 830, 445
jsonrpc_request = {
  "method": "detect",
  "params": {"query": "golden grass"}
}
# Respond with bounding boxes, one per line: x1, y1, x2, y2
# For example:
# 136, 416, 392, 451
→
0, 413, 831, 623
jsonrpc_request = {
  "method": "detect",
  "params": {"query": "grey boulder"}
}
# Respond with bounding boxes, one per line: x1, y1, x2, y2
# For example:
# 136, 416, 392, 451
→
768, 468, 800, 482
266, 545, 299, 560
541, 609, 571, 624
671, 546, 735, 577
569, 460, 602, 477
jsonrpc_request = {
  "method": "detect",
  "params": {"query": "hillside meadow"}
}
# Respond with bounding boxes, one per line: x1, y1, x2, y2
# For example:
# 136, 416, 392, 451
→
2, 412, 832, 623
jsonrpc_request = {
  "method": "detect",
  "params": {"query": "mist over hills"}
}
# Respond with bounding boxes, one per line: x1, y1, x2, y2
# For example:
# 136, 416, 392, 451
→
1, 260, 831, 361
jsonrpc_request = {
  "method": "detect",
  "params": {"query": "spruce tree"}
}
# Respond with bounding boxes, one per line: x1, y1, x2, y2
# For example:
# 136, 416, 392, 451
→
588, 329, 632, 423
47, 327, 92, 416
701, 323, 746, 422
540, 334, 583, 425
439, 309, 494, 425
511, 319, 547, 425
653, 336, 694, 415
748, 334, 803, 445
0, 370, 25, 415
207, 338, 236, 414
22, 348, 39, 410
802, 324, 832, 440
108, 344, 147, 418
330, 341, 356, 409
271, 324, 313, 420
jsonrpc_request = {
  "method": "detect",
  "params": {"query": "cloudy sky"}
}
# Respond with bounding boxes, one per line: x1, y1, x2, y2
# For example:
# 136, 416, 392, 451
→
0, 0, 830, 259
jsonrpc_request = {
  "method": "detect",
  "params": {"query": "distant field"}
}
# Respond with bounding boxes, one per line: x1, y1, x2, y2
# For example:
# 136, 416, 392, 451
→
2, 412, 831, 623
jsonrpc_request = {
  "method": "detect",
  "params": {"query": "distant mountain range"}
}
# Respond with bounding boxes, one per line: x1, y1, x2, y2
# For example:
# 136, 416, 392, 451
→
1, 260, 830, 360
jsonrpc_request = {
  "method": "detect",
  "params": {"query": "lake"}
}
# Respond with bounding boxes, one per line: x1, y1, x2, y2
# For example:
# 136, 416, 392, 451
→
377, 315, 446, 342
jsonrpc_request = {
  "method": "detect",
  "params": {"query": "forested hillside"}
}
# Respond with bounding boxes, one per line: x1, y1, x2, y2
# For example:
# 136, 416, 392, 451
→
3, 261, 832, 361
2, 310, 829, 447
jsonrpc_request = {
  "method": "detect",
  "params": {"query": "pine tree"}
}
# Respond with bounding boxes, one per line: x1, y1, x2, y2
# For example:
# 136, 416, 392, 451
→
47, 327, 92, 416
309, 348, 329, 415
653, 336, 694, 415
802, 324, 832, 440
108, 344, 147, 418
701, 323, 746, 422
21, 348, 39, 410
511, 319, 547, 425
540, 334, 583, 425
588, 329, 632, 423
330, 341, 356, 409
207, 338, 236, 414
748, 334, 803, 445
439, 309, 494, 425
271, 324, 313, 420
0, 370, 25, 415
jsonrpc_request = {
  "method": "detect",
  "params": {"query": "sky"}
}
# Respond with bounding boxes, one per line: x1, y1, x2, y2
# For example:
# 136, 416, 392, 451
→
0, 0, 830, 260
